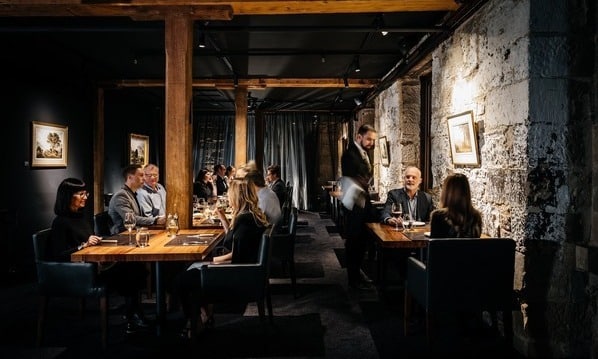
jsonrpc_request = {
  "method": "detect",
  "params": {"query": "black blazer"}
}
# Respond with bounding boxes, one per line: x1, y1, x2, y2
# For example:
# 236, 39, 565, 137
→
215, 175, 228, 195
380, 188, 434, 223
341, 141, 372, 190
269, 178, 286, 207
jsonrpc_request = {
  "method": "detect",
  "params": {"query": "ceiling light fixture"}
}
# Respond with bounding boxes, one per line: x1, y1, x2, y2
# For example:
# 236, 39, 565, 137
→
343, 75, 349, 88
197, 31, 206, 48
321, 55, 326, 63
354, 56, 361, 73
354, 97, 363, 106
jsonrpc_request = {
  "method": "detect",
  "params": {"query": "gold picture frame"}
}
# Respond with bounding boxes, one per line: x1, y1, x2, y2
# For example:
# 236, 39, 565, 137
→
129, 133, 149, 167
31, 121, 68, 167
378, 136, 390, 167
447, 111, 480, 166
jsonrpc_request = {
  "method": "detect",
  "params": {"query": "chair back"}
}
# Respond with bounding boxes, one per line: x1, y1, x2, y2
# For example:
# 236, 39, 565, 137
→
425, 238, 515, 312
32, 228, 103, 298
200, 227, 273, 303
94, 211, 113, 236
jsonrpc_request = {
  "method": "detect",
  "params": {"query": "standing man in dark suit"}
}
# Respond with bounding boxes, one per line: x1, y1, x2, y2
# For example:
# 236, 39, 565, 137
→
213, 164, 228, 195
341, 124, 378, 290
266, 164, 286, 207
380, 166, 434, 225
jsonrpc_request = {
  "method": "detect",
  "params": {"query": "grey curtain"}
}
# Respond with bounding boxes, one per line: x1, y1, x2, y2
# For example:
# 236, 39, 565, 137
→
192, 112, 235, 178
263, 112, 315, 210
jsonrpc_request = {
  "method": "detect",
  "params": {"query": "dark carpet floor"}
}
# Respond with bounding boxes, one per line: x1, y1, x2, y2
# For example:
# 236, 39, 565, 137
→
0, 210, 523, 359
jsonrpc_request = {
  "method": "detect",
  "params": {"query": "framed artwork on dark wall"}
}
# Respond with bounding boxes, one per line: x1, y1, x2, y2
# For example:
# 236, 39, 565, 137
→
129, 133, 149, 167
378, 136, 390, 167
447, 111, 480, 166
31, 121, 68, 167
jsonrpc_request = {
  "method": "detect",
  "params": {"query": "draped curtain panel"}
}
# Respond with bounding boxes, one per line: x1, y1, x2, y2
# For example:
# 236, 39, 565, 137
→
193, 112, 235, 178
263, 113, 314, 210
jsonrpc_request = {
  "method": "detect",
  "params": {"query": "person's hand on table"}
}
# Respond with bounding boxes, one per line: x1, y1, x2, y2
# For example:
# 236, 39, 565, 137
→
385, 217, 402, 226
87, 235, 102, 246
155, 215, 166, 225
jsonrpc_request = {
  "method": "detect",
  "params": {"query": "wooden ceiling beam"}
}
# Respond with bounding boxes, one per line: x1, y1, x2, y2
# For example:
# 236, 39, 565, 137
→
104, 77, 378, 89
0, 1, 459, 17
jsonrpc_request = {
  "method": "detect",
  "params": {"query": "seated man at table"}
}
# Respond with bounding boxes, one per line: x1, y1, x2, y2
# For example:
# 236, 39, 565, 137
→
381, 166, 434, 226
244, 170, 282, 226
136, 163, 167, 217
109, 164, 166, 234
266, 164, 287, 208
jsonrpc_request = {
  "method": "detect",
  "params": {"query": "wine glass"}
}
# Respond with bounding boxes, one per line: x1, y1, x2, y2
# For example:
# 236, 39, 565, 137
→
403, 213, 414, 232
124, 212, 136, 246
391, 202, 403, 231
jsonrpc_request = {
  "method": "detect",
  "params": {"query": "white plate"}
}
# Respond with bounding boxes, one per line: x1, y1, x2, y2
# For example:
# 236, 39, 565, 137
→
412, 221, 426, 226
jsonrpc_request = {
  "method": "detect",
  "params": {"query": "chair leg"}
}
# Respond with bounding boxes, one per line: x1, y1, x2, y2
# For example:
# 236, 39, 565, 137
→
288, 260, 297, 298
266, 285, 274, 323
99, 296, 108, 349
145, 262, 153, 299
36, 296, 48, 347
403, 290, 412, 335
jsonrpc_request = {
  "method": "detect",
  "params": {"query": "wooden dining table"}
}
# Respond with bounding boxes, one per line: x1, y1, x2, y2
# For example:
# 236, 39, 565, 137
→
71, 228, 225, 335
366, 222, 429, 289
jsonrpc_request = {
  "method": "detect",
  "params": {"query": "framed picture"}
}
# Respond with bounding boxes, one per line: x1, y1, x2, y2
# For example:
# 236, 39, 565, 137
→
129, 133, 149, 167
31, 121, 68, 167
447, 111, 480, 166
378, 136, 390, 166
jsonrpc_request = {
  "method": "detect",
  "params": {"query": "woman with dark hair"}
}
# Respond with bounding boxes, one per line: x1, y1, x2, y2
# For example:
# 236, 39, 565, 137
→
193, 168, 216, 202
429, 173, 482, 238
49, 177, 150, 334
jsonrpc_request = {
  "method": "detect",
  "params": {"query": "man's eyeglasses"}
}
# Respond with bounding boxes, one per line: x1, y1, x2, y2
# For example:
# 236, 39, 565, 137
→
145, 173, 159, 178
74, 191, 89, 198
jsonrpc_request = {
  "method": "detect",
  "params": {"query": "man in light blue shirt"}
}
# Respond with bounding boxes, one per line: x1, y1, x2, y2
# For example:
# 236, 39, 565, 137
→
137, 163, 167, 217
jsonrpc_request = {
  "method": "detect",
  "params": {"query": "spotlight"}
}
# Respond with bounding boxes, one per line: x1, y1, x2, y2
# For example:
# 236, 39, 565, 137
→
354, 97, 363, 106
343, 76, 349, 88
354, 57, 361, 73
381, 30, 389, 36
197, 31, 206, 48
233, 74, 238, 88
321, 55, 326, 63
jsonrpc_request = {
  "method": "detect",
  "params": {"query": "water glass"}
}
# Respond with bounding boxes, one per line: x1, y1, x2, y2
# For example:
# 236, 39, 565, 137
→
136, 227, 150, 247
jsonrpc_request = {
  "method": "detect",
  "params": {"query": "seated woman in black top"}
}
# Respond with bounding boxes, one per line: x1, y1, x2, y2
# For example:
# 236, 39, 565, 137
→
49, 178, 149, 334
176, 178, 269, 337
193, 168, 217, 202
429, 173, 482, 238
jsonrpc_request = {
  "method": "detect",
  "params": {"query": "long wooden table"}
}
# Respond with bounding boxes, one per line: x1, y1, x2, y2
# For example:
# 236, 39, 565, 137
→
366, 222, 429, 289
71, 228, 225, 335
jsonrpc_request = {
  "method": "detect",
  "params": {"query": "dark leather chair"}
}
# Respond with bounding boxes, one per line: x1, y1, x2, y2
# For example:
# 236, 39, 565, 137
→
195, 227, 274, 326
404, 238, 515, 346
271, 207, 299, 297
32, 228, 107, 349
94, 211, 113, 237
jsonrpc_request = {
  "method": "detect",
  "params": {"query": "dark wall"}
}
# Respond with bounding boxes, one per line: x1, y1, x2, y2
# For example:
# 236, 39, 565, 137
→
0, 82, 163, 284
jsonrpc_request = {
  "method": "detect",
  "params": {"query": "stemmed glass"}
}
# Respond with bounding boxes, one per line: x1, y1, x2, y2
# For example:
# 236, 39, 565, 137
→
403, 213, 414, 232
391, 203, 403, 231
124, 212, 136, 246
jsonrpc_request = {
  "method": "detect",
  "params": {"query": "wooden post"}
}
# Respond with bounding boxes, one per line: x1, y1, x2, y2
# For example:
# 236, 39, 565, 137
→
164, 15, 193, 228
234, 86, 248, 167
93, 87, 105, 215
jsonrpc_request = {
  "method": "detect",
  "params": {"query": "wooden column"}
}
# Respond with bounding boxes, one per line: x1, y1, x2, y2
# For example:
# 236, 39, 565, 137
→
234, 86, 248, 167
164, 15, 193, 228
93, 87, 105, 214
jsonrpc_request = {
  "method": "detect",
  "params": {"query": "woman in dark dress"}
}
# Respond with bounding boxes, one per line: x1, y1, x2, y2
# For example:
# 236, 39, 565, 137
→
49, 178, 149, 334
193, 168, 217, 202
429, 173, 482, 238
177, 178, 269, 337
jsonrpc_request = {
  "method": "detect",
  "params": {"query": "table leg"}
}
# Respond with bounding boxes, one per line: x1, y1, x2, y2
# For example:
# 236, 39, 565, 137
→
155, 261, 164, 336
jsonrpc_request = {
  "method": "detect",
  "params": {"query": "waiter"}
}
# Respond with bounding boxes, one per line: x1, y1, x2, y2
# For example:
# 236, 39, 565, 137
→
340, 124, 378, 290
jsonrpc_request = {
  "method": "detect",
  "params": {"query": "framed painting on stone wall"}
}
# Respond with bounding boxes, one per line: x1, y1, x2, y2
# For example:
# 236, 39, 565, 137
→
378, 136, 390, 166
31, 121, 68, 167
447, 111, 479, 166
129, 133, 149, 167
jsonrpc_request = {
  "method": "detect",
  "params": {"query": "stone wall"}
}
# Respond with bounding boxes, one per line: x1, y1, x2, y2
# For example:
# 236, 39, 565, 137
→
373, 0, 597, 356
375, 78, 422, 202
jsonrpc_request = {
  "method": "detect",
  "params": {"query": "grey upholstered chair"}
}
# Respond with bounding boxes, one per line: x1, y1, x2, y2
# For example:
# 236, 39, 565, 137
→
194, 226, 275, 331
32, 228, 107, 349
404, 238, 515, 347
271, 207, 299, 297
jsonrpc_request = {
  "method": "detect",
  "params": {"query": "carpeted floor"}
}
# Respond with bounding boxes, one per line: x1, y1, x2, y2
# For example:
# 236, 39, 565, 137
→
0, 210, 522, 359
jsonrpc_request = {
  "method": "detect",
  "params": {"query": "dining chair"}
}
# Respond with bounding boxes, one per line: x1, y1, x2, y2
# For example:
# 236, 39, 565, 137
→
93, 211, 113, 237
32, 228, 108, 349
195, 226, 275, 326
404, 238, 515, 347
271, 207, 299, 297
